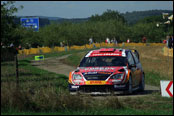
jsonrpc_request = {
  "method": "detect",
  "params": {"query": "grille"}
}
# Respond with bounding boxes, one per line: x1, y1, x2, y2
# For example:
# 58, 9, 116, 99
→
79, 85, 114, 92
83, 74, 110, 80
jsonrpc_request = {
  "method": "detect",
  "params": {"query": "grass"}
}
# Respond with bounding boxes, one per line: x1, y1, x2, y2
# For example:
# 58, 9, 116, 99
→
2, 108, 173, 115
1, 93, 173, 115
2, 110, 172, 115
60, 51, 86, 67
1, 47, 173, 115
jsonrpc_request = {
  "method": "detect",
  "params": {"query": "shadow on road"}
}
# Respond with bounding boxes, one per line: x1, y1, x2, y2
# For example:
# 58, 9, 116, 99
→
74, 89, 160, 97
116, 89, 160, 97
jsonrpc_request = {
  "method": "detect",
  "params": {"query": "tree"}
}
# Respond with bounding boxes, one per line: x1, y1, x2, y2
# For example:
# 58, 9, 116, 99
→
1, 1, 23, 47
89, 9, 126, 23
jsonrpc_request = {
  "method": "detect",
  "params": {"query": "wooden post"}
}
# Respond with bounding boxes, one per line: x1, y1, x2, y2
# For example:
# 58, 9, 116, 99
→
15, 54, 19, 89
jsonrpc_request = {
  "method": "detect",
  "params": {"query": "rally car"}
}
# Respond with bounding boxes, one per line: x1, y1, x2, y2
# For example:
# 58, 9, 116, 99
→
68, 48, 145, 94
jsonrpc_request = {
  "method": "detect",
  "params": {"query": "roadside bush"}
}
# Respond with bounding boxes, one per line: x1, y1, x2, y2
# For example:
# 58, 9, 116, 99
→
1, 84, 36, 111
104, 96, 123, 109
1, 84, 123, 112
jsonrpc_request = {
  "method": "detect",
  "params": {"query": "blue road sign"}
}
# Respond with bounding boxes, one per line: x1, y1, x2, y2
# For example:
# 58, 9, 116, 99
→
20, 17, 39, 31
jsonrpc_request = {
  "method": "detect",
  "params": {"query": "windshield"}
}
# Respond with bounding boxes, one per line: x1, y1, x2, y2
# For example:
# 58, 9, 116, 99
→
79, 56, 127, 67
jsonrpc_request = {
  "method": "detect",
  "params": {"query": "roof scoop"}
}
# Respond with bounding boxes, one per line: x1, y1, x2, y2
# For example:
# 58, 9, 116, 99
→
99, 48, 116, 52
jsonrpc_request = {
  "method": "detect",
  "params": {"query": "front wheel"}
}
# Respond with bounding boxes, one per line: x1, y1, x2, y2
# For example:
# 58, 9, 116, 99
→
128, 75, 133, 94
139, 73, 145, 91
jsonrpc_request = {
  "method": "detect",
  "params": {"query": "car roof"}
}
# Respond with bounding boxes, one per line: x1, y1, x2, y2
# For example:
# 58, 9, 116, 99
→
85, 48, 131, 57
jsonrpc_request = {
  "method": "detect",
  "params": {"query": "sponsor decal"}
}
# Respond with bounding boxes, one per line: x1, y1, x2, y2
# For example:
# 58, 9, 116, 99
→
90, 53, 121, 57
74, 80, 83, 83
85, 81, 106, 85
98, 71, 112, 75
84, 67, 115, 71
71, 86, 79, 89
86, 72, 98, 74
83, 71, 112, 75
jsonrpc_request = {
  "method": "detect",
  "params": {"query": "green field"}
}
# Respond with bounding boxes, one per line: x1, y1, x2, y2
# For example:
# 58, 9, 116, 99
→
1, 47, 173, 115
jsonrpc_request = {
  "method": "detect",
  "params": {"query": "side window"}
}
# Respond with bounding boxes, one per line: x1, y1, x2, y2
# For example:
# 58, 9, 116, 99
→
127, 52, 135, 65
132, 52, 139, 64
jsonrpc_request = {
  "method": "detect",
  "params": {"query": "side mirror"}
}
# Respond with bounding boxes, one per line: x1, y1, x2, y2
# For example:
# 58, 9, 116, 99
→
132, 49, 140, 60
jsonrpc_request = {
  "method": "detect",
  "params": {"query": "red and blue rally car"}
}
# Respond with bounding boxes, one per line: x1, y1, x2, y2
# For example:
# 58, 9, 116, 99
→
68, 48, 145, 94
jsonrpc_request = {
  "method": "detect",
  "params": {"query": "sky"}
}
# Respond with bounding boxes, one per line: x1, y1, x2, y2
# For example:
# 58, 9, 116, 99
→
12, 1, 173, 18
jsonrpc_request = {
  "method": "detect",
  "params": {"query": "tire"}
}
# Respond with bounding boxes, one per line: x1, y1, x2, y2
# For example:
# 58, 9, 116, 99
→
128, 75, 133, 94
139, 73, 145, 92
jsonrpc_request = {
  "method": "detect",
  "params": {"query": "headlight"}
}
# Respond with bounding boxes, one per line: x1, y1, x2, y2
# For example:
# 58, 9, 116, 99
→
111, 73, 124, 80
73, 74, 82, 80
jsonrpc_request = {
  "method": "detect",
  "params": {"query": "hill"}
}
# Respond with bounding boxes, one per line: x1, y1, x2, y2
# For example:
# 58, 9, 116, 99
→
14, 10, 173, 26
122, 10, 173, 25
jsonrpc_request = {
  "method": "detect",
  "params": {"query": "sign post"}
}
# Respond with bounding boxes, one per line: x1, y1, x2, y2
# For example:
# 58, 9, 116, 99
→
160, 80, 173, 97
15, 54, 19, 89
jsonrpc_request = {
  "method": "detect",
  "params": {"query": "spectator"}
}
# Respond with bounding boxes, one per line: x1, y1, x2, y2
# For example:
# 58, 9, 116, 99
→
127, 38, 130, 43
107, 37, 110, 44
19, 45, 22, 50
163, 40, 167, 44
142, 36, 147, 43
106, 37, 110, 44
114, 38, 118, 45
10, 43, 14, 47
1, 42, 5, 48
93, 42, 96, 48
111, 39, 114, 43
60, 42, 64, 47
122, 42, 125, 47
105, 38, 107, 43
89, 37, 93, 45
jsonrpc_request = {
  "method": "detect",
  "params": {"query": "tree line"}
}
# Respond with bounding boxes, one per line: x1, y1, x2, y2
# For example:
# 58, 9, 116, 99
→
1, 2, 173, 49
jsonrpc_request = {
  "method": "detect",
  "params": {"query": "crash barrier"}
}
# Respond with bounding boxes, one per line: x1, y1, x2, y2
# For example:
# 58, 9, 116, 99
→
163, 46, 173, 57
18, 42, 165, 55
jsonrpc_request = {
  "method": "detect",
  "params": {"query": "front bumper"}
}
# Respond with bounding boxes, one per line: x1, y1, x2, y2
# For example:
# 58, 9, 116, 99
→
69, 83, 128, 92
